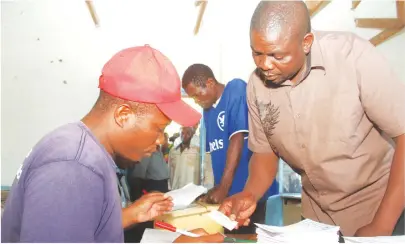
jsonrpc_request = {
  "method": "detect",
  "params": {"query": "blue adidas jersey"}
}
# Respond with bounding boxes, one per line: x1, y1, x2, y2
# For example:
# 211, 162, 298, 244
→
204, 79, 278, 200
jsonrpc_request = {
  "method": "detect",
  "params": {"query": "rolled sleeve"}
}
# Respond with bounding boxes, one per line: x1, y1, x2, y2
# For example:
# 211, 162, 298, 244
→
228, 85, 249, 140
247, 74, 274, 153
355, 38, 405, 137
21, 161, 104, 243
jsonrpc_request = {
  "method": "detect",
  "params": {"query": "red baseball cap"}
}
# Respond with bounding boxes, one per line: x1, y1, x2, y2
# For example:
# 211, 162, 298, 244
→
99, 45, 201, 126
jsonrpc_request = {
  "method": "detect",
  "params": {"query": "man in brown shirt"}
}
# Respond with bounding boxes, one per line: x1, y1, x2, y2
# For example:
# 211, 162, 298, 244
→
219, 0, 405, 237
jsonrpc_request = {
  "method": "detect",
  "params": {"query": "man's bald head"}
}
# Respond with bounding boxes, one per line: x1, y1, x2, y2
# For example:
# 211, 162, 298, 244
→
250, 0, 311, 38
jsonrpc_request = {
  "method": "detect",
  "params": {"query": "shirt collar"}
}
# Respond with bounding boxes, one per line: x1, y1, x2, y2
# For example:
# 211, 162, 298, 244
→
284, 31, 326, 87
212, 95, 222, 108
310, 31, 325, 72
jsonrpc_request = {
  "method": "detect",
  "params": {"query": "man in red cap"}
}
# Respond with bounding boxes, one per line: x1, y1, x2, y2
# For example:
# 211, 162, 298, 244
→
1, 45, 211, 243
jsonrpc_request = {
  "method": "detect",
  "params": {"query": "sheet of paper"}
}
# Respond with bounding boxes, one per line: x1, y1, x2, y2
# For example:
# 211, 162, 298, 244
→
255, 219, 340, 243
208, 210, 238, 231
140, 228, 180, 243
344, 236, 405, 243
165, 183, 207, 210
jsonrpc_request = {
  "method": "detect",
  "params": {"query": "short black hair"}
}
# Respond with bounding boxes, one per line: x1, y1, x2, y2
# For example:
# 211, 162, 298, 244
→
94, 90, 155, 116
250, 0, 311, 38
182, 63, 216, 88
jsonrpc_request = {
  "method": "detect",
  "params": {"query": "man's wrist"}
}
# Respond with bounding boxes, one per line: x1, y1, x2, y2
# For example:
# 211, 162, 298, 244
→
218, 180, 232, 192
243, 187, 261, 202
124, 205, 140, 226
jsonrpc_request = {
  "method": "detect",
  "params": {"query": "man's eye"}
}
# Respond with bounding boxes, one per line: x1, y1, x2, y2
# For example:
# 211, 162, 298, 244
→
274, 56, 284, 60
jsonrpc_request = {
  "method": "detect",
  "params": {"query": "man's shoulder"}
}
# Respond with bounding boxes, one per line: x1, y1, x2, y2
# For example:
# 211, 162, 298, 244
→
225, 78, 247, 92
25, 122, 111, 176
314, 30, 370, 57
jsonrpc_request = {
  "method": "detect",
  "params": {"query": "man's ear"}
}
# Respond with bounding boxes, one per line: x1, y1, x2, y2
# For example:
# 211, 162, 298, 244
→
302, 32, 314, 55
113, 104, 133, 128
206, 78, 215, 88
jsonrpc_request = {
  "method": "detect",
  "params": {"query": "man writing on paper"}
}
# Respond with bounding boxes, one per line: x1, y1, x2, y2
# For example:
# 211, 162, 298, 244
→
182, 63, 279, 234
1, 45, 204, 242
219, 0, 404, 237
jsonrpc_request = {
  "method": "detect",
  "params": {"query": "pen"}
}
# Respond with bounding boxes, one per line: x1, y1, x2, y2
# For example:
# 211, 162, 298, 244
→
155, 221, 200, 237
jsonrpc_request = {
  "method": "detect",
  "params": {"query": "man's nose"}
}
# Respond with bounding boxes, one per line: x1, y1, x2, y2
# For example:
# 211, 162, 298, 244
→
260, 56, 275, 71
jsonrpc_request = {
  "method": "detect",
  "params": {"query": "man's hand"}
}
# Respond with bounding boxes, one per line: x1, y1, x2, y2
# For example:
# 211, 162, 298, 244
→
355, 221, 392, 237
123, 192, 173, 228
173, 228, 224, 243
218, 191, 257, 228
200, 185, 229, 204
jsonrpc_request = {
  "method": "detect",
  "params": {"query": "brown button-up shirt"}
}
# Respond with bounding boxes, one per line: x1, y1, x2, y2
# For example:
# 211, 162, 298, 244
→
247, 30, 405, 236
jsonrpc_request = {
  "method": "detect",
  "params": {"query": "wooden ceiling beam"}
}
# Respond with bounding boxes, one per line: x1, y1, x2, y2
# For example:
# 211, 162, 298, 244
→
85, 0, 100, 27
352, 0, 361, 10
370, 25, 404, 46
355, 18, 402, 29
305, 1, 331, 17
194, 1, 208, 35
360, 0, 405, 46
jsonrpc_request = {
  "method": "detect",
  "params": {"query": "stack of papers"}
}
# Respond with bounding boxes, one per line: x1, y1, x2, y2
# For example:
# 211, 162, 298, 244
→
344, 236, 405, 243
255, 219, 340, 243
165, 183, 207, 210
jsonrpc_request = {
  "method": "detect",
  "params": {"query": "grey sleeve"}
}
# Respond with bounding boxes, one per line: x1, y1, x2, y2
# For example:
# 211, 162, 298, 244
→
20, 161, 104, 243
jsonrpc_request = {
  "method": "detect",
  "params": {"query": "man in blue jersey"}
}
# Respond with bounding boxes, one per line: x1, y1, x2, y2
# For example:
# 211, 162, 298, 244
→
182, 63, 278, 233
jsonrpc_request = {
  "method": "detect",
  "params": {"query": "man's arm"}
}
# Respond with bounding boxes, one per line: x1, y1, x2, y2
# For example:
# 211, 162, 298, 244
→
361, 134, 404, 235
353, 37, 405, 236
220, 132, 245, 191
245, 152, 279, 201
21, 161, 104, 242
245, 74, 280, 200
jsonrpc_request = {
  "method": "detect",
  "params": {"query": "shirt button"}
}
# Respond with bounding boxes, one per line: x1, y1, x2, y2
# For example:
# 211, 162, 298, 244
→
295, 113, 301, 119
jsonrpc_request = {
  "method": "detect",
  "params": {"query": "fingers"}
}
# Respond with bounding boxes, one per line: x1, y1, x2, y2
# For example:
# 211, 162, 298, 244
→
173, 232, 224, 243
152, 201, 173, 213
142, 192, 173, 203
218, 201, 232, 216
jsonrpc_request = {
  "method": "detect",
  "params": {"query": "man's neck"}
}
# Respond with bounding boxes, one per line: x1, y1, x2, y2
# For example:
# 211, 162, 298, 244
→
291, 55, 311, 85
214, 83, 225, 103
81, 111, 114, 156
180, 141, 191, 153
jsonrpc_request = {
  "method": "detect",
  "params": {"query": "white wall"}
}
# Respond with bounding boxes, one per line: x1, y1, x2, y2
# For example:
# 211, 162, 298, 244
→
1, 0, 404, 186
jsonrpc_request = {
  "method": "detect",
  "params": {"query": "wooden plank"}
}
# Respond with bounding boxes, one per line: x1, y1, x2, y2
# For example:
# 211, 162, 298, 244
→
352, 0, 361, 10
194, 1, 208, 35
85, 0, 100, 27
397, 0, 405, 23
305, 0, 331, 17
355, 18, 402, 29
370, 25, 405, 46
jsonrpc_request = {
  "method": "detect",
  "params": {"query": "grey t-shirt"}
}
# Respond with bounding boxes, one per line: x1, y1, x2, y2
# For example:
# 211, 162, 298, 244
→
1, 122, 124, 243
129, 151, 169, 180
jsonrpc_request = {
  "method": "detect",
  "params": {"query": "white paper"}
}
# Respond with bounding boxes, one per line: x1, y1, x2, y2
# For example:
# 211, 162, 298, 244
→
255, 219, 340, 243
208, 210, 238, 231
344, 236, 405, 243
165, 183, 207, 210
140, 228, 180, 243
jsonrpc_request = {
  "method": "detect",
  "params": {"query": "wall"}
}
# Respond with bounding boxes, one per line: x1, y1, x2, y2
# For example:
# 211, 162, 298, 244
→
1, 0, 404, 186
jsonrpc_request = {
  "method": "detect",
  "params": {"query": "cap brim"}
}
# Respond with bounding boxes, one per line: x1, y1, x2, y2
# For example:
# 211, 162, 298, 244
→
157, 100, 202, 127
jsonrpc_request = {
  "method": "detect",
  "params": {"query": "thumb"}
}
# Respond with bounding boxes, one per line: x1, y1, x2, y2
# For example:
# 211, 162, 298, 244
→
189, 228, 209, 236
200, 233, 225, 243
